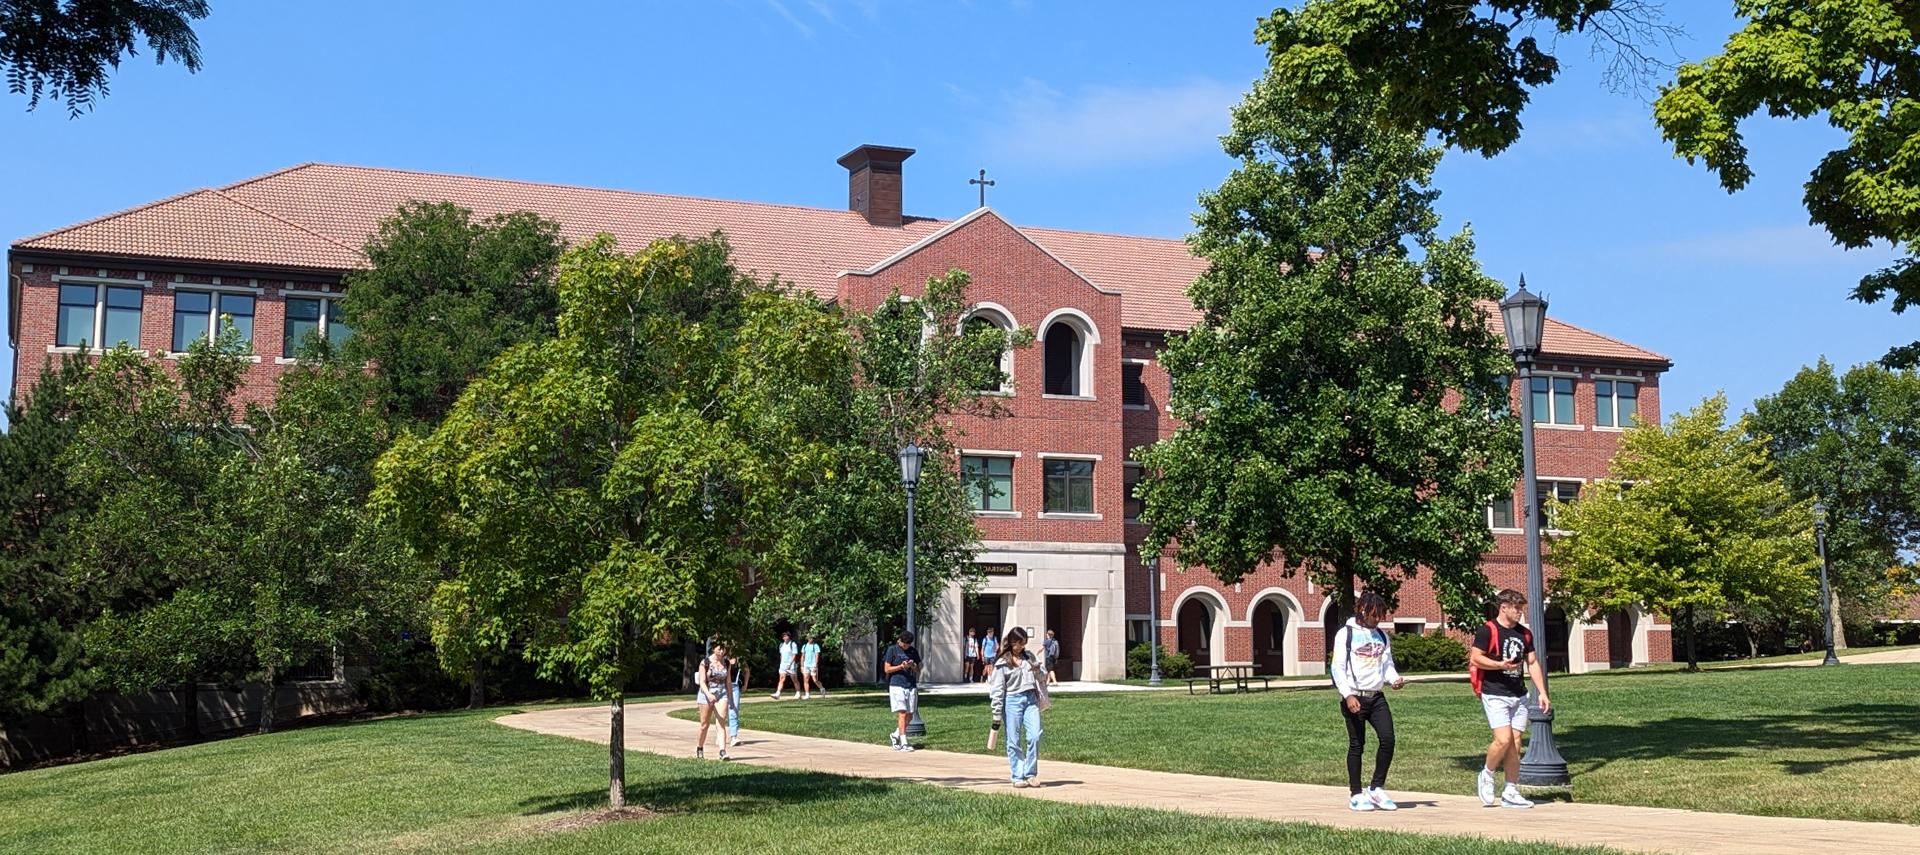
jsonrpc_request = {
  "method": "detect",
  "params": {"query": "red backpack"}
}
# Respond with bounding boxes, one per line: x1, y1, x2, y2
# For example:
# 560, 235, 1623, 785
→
1468, 620, 1533, 696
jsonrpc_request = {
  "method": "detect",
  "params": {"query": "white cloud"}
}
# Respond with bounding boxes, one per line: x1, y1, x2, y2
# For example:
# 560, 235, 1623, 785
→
986, 78, 1242, 169
765, 0, 814, 39
1652, 225, 1898, 268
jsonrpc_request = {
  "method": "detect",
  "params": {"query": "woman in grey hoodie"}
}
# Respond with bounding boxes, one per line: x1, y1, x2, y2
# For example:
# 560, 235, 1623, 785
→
987, 627, 1049, 787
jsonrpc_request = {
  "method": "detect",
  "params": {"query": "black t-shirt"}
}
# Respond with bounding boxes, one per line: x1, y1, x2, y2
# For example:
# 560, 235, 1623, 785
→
883, 644, 921, 689
1473, 621, 1533, 697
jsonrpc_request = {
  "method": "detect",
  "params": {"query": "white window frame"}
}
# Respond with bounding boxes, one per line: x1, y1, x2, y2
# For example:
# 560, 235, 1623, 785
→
1593, 376, 1641, 432
1122, 357, 1152, 409
1487, 490, 1520, 533
1039, 308, 1100, 400
960, 303, 1018, 396
1528, 372, 1584, 430
1037, 452, 1101, 518
48, 275, 147, 354
1123, 460, 1145, 523
1534, 477, 1585, 533
277, 291, 352, 363
168, 284, 263, 359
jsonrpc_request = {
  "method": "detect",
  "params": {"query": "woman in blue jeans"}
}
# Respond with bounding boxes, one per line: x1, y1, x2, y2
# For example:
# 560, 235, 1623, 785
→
987, 627, 1048, 787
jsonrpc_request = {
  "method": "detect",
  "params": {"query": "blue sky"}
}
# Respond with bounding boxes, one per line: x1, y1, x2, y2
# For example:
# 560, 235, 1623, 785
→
2, 1, 1910, 429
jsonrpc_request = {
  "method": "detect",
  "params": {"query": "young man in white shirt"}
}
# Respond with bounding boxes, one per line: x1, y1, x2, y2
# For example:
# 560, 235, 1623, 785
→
770, 631, 800, 700
1331, 591, 1406, 811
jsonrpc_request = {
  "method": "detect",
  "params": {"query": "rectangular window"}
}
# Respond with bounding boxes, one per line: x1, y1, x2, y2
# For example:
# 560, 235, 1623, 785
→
1488, 492, 1516, 529
218, 293, 255, 345
1529, 376, 1577, 425
1123, 363, 1148, 407
1124, 463, 1144, 521
103, 287, 143, 348
1536, 480, 1581, 528
56, 284, 97, 347
284, 298, 322, 357
960, 455, 1014, 512
1043, 458, 1095, 514
172, 291, 212, 352
325, 300, 352, 350
1595, 379, 1639, 428
1394, 621, 1425, 636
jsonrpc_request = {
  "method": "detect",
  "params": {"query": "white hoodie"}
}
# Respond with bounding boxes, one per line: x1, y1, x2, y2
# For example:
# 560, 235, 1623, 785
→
1331, 618, 1402, 698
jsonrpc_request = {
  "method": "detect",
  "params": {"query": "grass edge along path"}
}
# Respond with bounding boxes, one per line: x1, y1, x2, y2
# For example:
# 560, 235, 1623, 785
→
0, 705, 1625, 855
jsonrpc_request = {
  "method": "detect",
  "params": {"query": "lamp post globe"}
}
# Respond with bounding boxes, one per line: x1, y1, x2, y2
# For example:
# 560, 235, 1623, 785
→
1501, 277, 1570, 788
1812, 501, 1841, 666
898, 443, 928, 738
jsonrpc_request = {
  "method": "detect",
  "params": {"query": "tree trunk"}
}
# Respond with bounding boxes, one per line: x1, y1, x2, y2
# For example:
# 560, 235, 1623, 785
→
608, 696, 626, 809
258, 666, 280, 734
1829, 586, 1849, 650
467, 660, 486, 710
184, 684, 203, 740
1683, 606, 1699, 672
1744, 623, 1759, 660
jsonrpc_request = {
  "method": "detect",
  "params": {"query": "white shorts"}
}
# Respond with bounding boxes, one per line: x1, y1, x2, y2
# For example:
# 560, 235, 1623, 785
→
1482, 694, 1529, 731
888, 685, 918, 714
779, 664, 797, 676
803, 664, 819, 675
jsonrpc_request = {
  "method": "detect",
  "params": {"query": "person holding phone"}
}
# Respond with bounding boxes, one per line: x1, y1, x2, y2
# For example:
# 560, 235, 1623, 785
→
1471, 589, 1552, 808
883, 629, 921, 751
987, 627, 1048, 787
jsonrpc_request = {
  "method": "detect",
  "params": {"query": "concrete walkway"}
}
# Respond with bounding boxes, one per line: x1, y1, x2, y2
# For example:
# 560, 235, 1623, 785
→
496, 701, 1912, 855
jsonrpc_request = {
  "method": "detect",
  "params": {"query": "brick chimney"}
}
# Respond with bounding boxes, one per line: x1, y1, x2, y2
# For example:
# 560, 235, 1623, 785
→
837, 144, 915, 227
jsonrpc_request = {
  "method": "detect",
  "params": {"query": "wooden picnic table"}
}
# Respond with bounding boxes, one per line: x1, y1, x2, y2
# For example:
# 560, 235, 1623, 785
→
1186, 664, 1271, 695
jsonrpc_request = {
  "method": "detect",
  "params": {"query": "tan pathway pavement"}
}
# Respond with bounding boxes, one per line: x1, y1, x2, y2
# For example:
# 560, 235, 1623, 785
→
496, 700, 1912, 855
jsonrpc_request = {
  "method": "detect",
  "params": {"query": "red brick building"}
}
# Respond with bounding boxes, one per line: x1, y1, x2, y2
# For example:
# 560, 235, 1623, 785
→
6, 145, 1672, 680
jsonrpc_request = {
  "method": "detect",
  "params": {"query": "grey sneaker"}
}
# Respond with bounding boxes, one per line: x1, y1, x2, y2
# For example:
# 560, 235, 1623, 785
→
1477, 768, 1497, 807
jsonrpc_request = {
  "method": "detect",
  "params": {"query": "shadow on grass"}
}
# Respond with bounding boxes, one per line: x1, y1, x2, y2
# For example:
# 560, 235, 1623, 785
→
517, 767, 892, 816
1553, 702, 1920, 775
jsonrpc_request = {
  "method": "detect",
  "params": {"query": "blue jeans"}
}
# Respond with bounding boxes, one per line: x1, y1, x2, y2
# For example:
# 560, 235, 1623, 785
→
727, 684, 740, 739
1004, 689, 1043, 782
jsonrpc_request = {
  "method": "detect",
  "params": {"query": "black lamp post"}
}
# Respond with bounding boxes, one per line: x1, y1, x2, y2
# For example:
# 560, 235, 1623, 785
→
1812, 501, 1842, 667
1143, 548, 1163, 686
1500, 277, 1571, 788
898, 443, 928, 738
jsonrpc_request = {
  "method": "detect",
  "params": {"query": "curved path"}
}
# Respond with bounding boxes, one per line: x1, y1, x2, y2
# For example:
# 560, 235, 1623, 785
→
496, 699, 1911, 855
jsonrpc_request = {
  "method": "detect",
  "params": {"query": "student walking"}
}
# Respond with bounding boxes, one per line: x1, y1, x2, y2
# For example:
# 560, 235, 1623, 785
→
883, 629, 922, 750
1471, 588, 1552, 809
800, 634, 826, 699
694, 644, 733, 761
771, 631, 800, 700
1042, 629, 1061, 685
987, 627, 1049, 787
1332, 591, 1406, 811
725, 650, 749, 747
964, 628, 981, 683
979, 627, 998, 683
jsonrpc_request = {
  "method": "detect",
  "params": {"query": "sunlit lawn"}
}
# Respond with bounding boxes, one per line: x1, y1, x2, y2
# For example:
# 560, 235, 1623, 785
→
709, 664, 1920, 824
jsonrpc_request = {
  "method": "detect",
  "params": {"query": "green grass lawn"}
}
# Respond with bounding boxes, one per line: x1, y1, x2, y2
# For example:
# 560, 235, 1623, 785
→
0, 706, 1625, 855
707, 664, 1920, 825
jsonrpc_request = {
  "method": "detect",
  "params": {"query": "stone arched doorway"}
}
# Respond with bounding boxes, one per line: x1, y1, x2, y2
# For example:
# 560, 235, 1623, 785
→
1606, 608, 1636, 668
1252, 599, 1289, 675
1544, 604, 1571, 673
1177, 598, 1215, 668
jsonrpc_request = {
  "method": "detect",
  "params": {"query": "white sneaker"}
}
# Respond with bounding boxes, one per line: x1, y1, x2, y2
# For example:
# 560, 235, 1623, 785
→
897, 740, 916, 752
888, 731, 902, 748
1477, 768, 1497, 807
1501, 785, 1534, 809
1366, 787, 1399, 811
1348, 794, 1375, 812
770, 693, 782, 700
801, 692, 810, 700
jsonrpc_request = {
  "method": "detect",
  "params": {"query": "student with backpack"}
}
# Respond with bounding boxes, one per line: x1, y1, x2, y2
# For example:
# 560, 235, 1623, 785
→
1331, 591, 1406, 811
1470, 588, 1552, 809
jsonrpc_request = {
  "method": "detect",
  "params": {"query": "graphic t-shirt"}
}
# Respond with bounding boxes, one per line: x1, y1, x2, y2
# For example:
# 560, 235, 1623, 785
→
1472, 621, 1534, 697
801, 642, 820, 669
883, 644, 921, 689
779, 640, 799, 668
982, 637, 998, 660
966, 636, 980, 658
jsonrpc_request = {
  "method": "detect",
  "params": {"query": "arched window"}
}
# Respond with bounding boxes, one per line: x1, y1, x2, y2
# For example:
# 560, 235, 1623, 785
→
1044, 324, 1080, 395
963, 305, 1015, 394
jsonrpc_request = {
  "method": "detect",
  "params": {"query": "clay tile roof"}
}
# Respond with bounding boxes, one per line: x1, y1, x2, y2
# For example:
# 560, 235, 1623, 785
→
11, 163, 1667, 366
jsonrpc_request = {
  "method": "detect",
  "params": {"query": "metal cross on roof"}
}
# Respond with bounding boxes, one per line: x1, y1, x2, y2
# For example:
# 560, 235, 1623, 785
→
969, 168, 995, 208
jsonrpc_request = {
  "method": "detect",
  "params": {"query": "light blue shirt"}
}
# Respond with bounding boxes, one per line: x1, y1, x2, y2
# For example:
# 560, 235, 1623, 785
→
801, 642, 820, 668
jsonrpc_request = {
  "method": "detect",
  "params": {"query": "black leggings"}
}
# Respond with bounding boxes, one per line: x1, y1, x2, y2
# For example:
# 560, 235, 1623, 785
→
1340, 694, 1396, 795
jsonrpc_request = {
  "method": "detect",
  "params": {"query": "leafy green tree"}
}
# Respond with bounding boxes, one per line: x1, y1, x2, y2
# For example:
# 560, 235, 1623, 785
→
1653, 2, 1920, 365
0, 356, 99, 720
339, 201, 566, 428
1, 0, 209, 115
373, 234, 850, 808
753, 269, 1027, 649
1137, 77, 1521, 635
338, 201, 567, 706
1750, 359, 1920, 642
1549, 394, 1817, 670
1252, 1, 1677, 158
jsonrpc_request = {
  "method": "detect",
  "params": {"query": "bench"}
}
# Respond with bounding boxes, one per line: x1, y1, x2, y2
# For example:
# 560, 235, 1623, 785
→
1185, 665, 1272, 695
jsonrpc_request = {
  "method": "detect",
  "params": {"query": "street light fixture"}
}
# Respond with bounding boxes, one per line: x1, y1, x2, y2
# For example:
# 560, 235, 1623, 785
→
1142, 548, 1163, 686
898, 443, 928, 738
1812, 501, 1842, 666
1500, 277, 1571, 788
